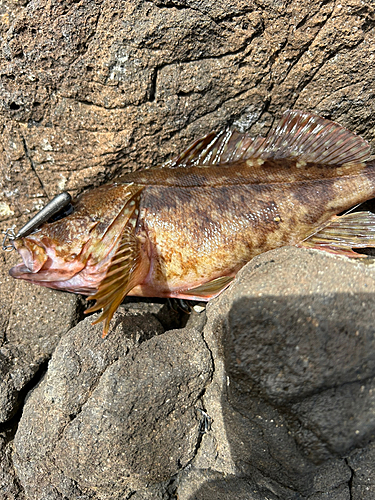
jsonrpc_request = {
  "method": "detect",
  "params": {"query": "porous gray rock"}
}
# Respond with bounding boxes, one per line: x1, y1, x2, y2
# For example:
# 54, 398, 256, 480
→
0, 249, 83, 425
347, 441, 375, 499
178, 247, 375, 499
0, 431, 25, 500
13, 311, 212, 499
0, 282, 82, 423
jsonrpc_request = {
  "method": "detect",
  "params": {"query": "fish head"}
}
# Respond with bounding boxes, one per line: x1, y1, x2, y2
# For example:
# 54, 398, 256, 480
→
9, 183, 142, 293
9, 212, 96, 285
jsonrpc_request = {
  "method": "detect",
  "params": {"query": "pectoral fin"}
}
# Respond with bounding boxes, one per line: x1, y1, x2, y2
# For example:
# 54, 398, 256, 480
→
86, 226, 149, 337
299, 211, 375, 257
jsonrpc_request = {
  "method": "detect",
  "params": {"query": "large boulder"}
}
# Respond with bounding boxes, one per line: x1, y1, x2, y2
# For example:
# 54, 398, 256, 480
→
13, 311, 212, 499
177, 247, 375, 499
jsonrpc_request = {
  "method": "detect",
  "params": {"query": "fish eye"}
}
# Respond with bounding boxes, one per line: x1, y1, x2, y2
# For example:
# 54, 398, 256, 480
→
47, 203, 74, 223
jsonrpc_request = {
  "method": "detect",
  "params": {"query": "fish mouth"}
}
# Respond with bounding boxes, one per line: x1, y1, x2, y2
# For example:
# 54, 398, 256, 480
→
9, 238, 48, 278
8, 236, 109, 292
8, 238, 80, 283
9, 262, 33, 278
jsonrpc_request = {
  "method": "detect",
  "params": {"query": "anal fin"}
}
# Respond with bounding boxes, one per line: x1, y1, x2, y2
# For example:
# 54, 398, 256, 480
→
299, 211, 375, 257
179, 275, 234, 299
85, 226, 149, 337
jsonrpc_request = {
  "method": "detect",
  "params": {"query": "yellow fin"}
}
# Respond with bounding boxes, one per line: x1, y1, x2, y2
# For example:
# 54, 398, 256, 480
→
182, 275, 234, 298
85, 226, 149, 337
301, 211, 375, 254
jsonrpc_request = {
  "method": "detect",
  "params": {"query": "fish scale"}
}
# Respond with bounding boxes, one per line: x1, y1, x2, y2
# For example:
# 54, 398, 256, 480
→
7, 110, 375, 336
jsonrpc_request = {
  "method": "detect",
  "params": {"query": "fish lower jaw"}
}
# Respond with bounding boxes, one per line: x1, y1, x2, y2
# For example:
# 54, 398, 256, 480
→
9, 263, 32, 278
9, 261, 81, 282
9, 274, 99, 295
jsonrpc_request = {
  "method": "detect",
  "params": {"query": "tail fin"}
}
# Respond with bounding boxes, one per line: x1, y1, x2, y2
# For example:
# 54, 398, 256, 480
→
299, 211, 375, 258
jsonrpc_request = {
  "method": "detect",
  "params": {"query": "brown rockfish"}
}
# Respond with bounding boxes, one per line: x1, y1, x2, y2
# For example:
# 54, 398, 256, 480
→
8, 110, 375, 335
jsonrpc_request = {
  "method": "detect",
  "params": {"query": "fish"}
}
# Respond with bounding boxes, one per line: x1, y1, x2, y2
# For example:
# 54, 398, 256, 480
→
8, 110, 375, 336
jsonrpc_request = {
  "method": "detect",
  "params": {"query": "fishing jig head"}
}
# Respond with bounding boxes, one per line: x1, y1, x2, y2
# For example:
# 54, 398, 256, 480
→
2, 192, 72, 252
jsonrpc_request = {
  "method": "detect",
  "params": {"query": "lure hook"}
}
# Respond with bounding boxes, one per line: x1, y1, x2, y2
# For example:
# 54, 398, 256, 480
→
1, 192, 72, 252
2, 225, 16, 251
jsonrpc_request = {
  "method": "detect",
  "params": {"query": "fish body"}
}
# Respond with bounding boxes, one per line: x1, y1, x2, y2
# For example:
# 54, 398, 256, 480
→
9, 110, 375, 334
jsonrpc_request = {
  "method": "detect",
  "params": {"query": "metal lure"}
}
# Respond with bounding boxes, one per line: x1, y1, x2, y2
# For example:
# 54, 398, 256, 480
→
2, 192, 72, 251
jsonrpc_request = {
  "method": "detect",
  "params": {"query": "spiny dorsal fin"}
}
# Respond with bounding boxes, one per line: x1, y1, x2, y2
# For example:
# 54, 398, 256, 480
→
85, 225, 149, 337
248, 110, 371, 165
165, 110, 371, 169
165, 130, 265, 168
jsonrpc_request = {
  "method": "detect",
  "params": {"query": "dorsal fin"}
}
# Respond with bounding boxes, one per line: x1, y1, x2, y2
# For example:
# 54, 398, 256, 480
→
248, 110, 371, 165
85, 226, 149, 337
165, 130, 265, 168
164, 110, 371, 169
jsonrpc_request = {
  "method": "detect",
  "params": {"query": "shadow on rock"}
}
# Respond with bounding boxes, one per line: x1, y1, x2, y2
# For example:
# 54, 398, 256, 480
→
223, 292, 375, 498
184, 247, 375, 499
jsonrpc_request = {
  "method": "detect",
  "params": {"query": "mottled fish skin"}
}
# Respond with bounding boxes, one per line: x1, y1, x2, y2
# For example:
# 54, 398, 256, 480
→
125, 164, 375, 296
8, 110, 375, 335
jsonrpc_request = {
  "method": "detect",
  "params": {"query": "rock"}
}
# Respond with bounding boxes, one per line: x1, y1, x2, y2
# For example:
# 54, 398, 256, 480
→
348, 441, 375, 500
13, 312, 212, 499
0, 250, 83, 424
176, 468, 281, 500
179, 247, 375, 499
0, 431, 25, 500
224, 248, 375, 406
